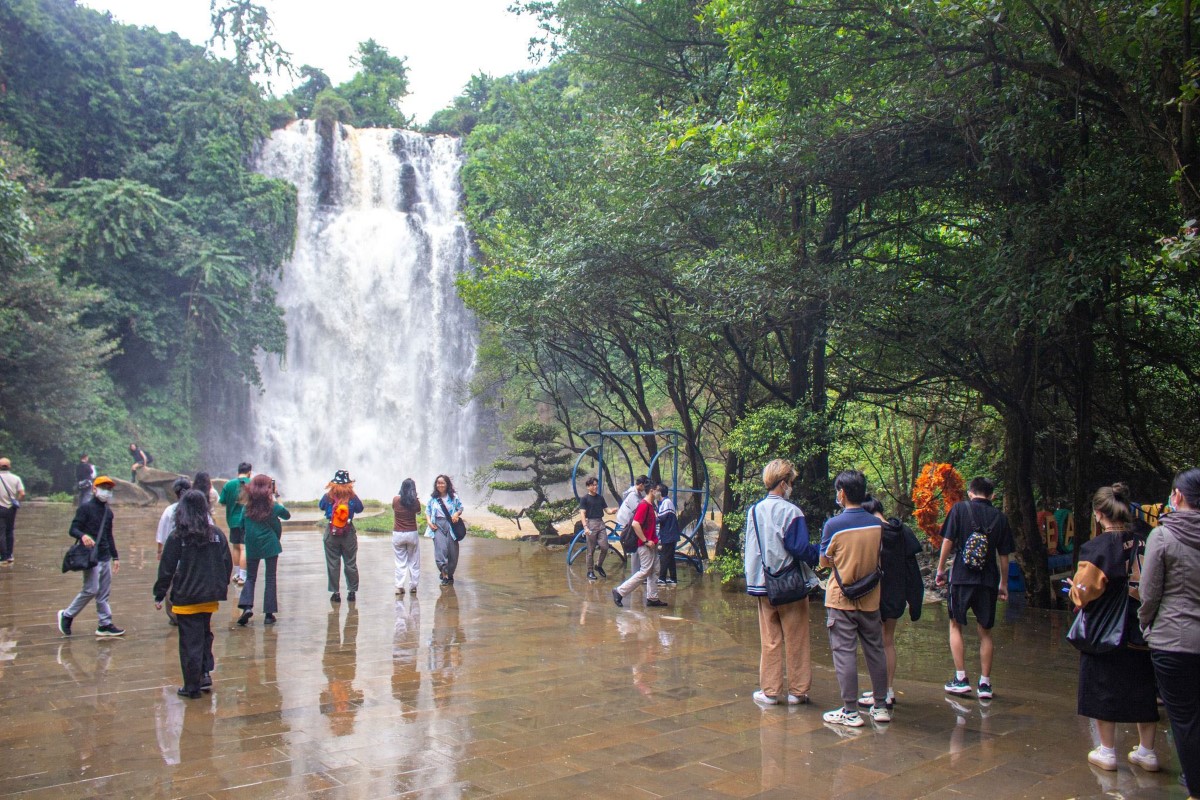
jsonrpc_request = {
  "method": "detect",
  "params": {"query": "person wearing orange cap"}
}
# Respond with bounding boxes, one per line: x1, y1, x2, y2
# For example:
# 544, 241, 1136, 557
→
0, 457, 25, 566
57, 476, 124, 637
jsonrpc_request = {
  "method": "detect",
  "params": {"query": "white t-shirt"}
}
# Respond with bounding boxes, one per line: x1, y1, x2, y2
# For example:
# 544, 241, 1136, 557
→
156, 502, 179, 546
0, 473, 24, 509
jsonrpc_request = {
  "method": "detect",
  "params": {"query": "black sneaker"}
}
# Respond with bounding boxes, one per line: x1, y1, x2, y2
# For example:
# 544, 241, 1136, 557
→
439, 577, 450, 586
95, 624, 125, 637
587, 572, 597, 580
646, 599, 669, 607
176, 687, 202, 699
200, 673, 212, 692
330, 593, 341, 603
612, 588, 623, 607
237, 609, 253, 626
346, 592, 356, 602
57, 610, 73, 637
595, 566, 607, 578
977, 681, 994, 699
264, 613, 276, 625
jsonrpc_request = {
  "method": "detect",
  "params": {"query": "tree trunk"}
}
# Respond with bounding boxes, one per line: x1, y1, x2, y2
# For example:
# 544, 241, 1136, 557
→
1001, 333, 1052, 607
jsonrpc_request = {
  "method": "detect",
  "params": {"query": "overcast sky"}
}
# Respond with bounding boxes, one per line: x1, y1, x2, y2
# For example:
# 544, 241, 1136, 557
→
80, 0, 545, 124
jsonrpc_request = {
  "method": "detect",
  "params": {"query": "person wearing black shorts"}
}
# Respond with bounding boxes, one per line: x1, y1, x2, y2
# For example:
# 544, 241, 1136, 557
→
935, 477, 1015, 700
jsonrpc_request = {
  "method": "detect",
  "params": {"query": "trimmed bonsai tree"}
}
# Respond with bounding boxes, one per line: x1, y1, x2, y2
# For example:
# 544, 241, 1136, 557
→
486, 422, 577, 540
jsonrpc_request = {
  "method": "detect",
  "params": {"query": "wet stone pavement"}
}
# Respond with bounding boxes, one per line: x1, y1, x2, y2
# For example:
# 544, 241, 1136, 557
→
0, 504, 1188, 800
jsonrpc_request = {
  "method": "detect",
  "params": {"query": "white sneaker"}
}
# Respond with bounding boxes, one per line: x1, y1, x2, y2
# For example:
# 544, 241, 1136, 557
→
822, 707, 865, 727
1128, 749, 1160, 772
1088, 747, 1118, 771
869, 704, 892, 723
752, 690, 779, 705
786, 693, 809, 705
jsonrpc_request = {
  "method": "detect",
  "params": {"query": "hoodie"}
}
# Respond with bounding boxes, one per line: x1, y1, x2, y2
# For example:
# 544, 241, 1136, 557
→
1138, 510, 1200, 654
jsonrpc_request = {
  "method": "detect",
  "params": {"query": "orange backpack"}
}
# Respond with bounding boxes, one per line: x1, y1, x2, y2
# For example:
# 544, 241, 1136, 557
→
330, 500, 351, 533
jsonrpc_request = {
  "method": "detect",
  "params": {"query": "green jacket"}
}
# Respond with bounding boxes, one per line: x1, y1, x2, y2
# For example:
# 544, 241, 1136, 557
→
244, 503, 290, 560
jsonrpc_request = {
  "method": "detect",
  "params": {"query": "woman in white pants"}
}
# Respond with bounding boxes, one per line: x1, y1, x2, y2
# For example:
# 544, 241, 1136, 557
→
392, 479, 422, 594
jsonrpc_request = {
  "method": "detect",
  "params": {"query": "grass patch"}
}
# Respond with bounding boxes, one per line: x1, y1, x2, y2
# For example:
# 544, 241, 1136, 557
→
44, 492, 75, 503
285, 498, 386, 509
467, 526, 498, 539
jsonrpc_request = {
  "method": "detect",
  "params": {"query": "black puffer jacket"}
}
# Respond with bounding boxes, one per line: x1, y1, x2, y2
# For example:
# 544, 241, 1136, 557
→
153, 525, 232, 607
879, 517, 924, 621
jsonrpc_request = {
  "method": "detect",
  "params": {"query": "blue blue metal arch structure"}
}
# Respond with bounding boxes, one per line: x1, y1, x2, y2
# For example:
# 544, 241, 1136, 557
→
566, 429, 710, 573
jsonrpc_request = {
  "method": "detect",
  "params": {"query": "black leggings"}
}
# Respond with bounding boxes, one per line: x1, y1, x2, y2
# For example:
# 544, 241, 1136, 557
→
658, 542, 677, 581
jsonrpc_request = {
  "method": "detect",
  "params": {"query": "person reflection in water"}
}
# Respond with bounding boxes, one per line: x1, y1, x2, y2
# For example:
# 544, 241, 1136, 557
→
430, 587, 463, 708
321, 606, 363, 736
391, 593, 421, 707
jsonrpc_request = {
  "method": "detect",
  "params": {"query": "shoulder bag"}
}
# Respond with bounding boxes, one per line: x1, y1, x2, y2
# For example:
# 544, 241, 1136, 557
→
752, 503, 820, 606
62, 507, 106, 573
1067, 539, 1142, 654
831, 534, 884, 601
62, 540, 98, 572
437, 498, 467, 542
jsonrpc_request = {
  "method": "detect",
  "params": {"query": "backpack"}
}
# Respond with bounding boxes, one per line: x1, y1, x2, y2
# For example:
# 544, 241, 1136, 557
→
961, 503, 995, 572
330, 500, 351, 534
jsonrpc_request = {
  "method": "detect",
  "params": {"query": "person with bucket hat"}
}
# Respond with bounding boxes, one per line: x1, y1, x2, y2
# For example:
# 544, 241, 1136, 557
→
319, 470, 363, 603
57, 476, 125, 637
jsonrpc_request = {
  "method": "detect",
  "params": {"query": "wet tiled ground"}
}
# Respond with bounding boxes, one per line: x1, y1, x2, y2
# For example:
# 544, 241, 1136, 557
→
0, 504, 1187, 799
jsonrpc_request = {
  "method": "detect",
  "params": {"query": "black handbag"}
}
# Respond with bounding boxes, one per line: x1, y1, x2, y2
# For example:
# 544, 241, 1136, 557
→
1067, 582, 1128, 654
752, 504, 820, 606
62, 539, 97, 573
1067, 544, 1140, 654
437, 498, 468, 542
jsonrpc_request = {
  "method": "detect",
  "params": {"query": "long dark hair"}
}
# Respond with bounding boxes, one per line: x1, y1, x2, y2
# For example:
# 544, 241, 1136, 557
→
399, 478, 420, 511
192, 472, 213, 504
243, 474, 275, 522
173, 490, 212, 546
431, 474, 456, 499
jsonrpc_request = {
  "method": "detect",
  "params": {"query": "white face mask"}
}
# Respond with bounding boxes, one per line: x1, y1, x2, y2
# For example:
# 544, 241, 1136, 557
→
95, 488, 113, 503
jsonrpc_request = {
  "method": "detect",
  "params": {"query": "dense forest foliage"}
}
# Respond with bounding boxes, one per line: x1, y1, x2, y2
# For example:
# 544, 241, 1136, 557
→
0, 0, 301, 488
0, 0, 414, 490
451, 0, 1200, 604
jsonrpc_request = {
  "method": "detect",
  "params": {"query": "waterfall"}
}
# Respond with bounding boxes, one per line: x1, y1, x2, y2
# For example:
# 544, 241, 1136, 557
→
251, 120, 478, 502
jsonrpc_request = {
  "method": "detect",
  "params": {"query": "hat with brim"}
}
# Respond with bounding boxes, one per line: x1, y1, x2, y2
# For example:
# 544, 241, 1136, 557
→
93, 476, 116, 488
331, 470, 353, 485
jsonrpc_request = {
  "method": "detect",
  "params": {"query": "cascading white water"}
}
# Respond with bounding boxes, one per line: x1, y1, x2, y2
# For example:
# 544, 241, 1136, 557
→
251, 120, 478, 501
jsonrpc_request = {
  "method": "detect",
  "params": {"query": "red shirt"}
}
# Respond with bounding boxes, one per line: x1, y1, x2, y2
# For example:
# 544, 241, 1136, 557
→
632, 499, 658, 544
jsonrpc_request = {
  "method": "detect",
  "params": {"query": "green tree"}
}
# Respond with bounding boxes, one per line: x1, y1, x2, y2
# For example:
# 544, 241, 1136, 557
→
336, 39, 411, 128
486, 422, 577, 539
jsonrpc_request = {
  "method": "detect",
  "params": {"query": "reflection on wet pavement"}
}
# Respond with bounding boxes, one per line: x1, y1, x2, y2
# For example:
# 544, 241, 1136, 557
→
0, 504, 1187, 798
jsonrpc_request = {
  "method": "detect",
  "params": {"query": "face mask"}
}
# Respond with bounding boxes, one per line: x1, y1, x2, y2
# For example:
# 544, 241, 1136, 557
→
95, 488, 113, 503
